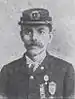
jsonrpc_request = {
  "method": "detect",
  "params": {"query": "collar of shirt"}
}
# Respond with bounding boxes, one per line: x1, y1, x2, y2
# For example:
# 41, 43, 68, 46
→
25, 51, 46, 72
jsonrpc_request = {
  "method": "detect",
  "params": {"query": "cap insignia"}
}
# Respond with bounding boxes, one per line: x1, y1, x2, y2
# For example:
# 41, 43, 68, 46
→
30, 11, 40, 20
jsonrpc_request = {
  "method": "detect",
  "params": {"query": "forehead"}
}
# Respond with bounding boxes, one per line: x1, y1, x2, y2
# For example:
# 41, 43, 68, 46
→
21, 24, 49, 30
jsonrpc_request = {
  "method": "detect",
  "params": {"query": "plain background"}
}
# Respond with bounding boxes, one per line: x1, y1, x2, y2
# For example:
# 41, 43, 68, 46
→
0, 0, 75, 70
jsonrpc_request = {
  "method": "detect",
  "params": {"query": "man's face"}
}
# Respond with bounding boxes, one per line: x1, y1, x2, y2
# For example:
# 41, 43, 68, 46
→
20, 24, 52, 56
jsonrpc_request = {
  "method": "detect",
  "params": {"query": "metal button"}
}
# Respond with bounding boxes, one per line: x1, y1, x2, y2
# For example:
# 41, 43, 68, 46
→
49, 96, 54, 99
30, 75, 34, 79
45, 82, 47, 85
40, 66, 44, 70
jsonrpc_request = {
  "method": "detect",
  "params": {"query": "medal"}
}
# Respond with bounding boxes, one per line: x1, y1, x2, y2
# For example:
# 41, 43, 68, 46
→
49, 81, 56, 95
40, 84, 46, 99
44, 75, 49, 85
44, 75, 49, 82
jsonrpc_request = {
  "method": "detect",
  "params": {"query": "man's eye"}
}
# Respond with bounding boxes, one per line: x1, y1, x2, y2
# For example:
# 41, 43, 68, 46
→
39, 30, 45, 34
25, 31, 32, 35
22, 28, 33, 35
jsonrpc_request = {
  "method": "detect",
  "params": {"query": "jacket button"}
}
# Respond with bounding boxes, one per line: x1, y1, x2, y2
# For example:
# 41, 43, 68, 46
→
49, 96, 54, 99
40, 66, 44, 70
30, 75, 34, 79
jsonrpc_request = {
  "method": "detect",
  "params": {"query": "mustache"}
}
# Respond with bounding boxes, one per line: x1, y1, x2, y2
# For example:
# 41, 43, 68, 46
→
29, 41, 44, 48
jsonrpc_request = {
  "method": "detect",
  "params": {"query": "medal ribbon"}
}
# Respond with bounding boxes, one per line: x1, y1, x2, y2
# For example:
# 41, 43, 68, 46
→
40, 84, 46, 99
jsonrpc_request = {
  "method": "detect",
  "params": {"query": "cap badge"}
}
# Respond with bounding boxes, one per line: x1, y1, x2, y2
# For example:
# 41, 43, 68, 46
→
49, 81, 56, 95
30, 11, 40, 20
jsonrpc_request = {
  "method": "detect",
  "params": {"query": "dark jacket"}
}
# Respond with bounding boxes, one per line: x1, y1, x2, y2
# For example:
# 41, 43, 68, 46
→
0, 53, 74, 99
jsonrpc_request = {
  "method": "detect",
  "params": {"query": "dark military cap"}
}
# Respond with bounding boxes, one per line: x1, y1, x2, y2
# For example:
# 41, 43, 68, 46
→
18, 8, 52, 25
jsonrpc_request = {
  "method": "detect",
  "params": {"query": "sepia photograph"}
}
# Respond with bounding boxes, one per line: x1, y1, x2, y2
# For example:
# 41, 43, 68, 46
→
0, 0, 75, 99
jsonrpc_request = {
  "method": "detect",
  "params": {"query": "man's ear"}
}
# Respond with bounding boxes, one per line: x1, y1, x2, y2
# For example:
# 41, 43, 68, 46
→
20, 31, 24, 42
49, 32, 53, 43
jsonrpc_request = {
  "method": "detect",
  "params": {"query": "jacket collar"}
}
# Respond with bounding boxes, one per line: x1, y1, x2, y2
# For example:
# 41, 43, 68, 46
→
19, 52, 54, 74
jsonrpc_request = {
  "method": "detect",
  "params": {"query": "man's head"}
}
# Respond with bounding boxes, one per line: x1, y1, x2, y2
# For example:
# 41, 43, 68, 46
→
19, 8, 53, 56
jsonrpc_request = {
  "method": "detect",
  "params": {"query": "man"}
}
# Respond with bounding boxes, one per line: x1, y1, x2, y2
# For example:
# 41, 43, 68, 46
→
0, 8, 74, 99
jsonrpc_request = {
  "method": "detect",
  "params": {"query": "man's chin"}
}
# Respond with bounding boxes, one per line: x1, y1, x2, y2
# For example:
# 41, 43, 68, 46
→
26, 48, 45, 56
27, 46, 41, 49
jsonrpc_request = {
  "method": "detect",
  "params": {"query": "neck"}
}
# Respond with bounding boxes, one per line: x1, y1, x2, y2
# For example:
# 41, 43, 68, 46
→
26, 50, 46, 63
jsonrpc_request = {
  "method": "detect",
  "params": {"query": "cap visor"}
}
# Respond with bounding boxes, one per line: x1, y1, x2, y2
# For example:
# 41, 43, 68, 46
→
19, 21, 52, 25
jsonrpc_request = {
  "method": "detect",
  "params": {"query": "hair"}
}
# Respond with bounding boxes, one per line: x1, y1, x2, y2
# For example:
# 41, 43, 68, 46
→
47, 24, 52, 32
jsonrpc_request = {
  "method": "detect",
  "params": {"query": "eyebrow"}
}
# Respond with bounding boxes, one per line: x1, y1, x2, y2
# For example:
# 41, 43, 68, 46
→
37, 27, 45, 30
22, 27, 32, 30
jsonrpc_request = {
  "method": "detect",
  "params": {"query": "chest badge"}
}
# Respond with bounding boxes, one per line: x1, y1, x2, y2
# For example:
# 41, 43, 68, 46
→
49, 81, 56, 95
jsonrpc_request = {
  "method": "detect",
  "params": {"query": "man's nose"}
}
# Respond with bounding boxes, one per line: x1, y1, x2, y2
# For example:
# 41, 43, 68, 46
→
32, 30, 38, 40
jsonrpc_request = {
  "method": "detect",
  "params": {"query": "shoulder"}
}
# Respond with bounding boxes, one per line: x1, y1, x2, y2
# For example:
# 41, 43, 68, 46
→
0, 54, 26, 73
47, 53, 74, 71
